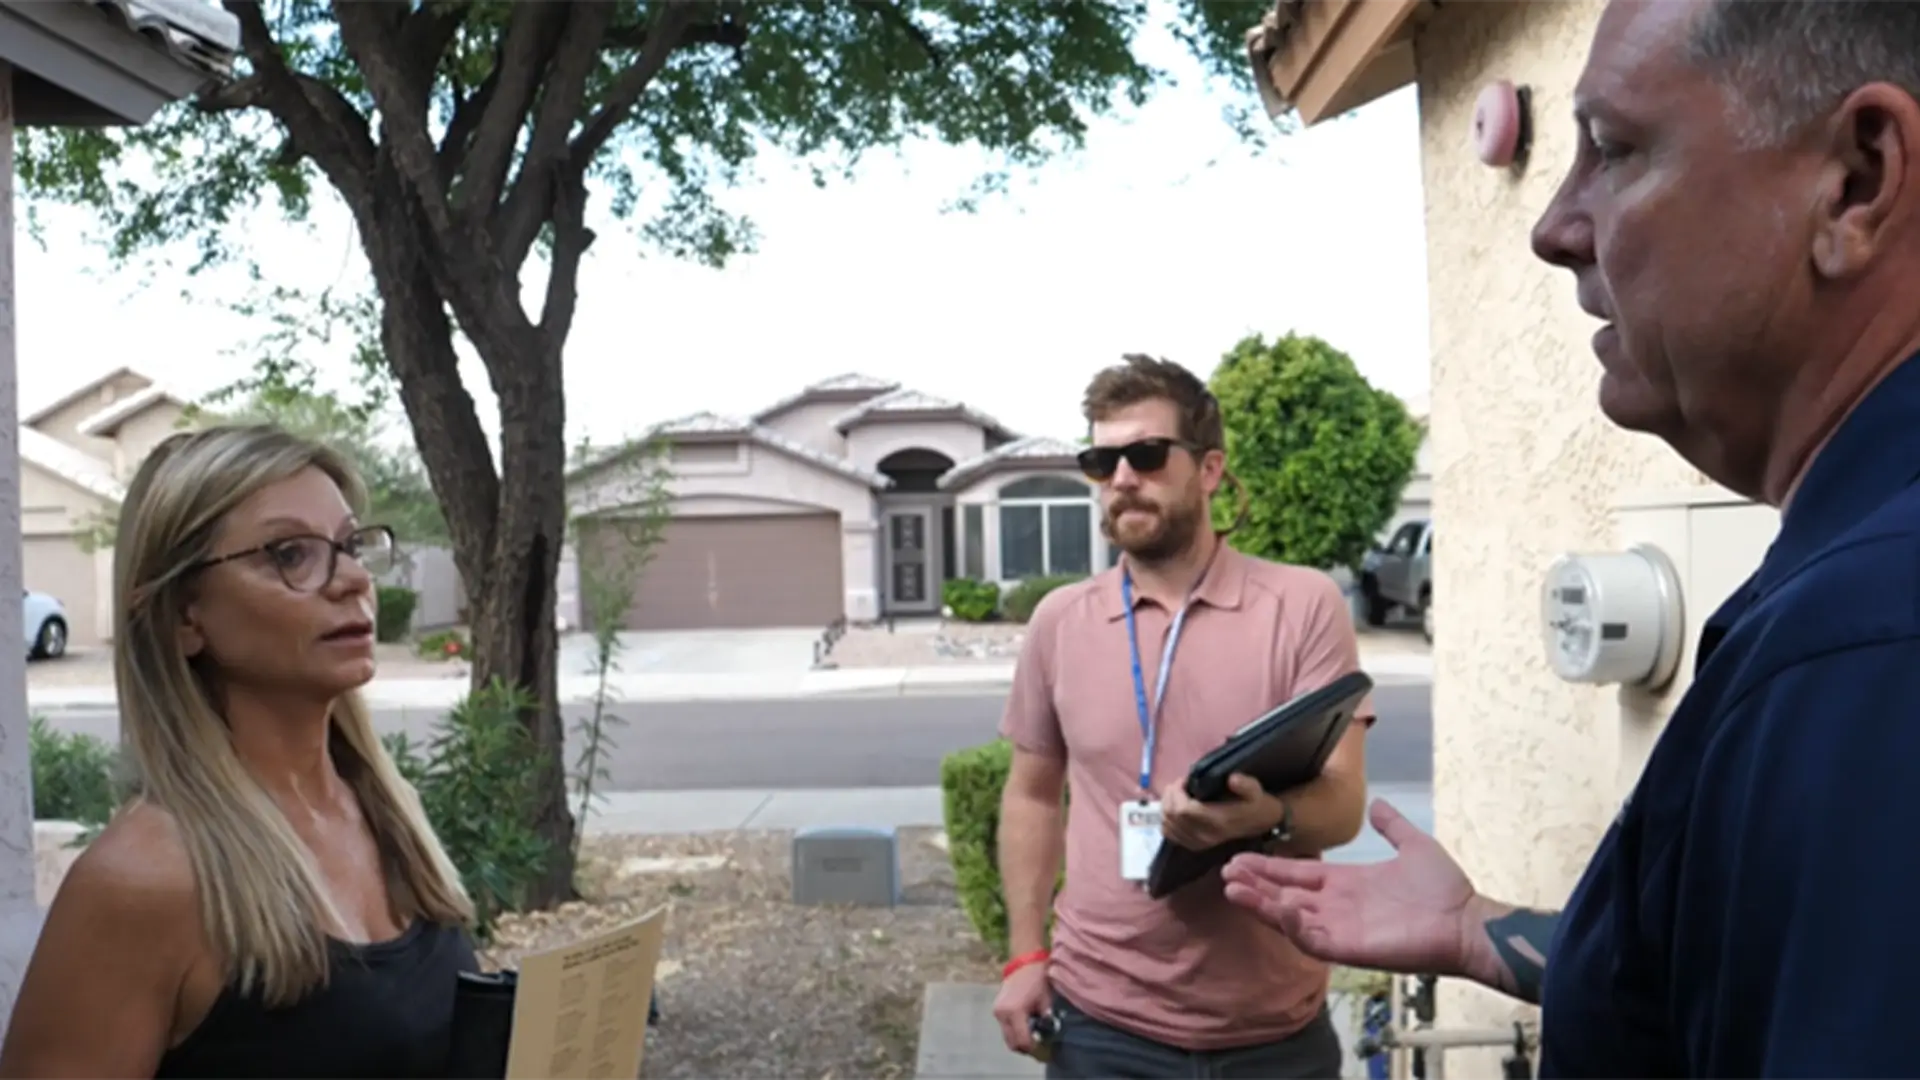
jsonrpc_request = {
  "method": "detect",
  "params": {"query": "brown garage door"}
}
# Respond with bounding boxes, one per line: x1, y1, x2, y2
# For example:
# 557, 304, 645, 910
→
582, 513, 844, 631
24, 534, 99, 646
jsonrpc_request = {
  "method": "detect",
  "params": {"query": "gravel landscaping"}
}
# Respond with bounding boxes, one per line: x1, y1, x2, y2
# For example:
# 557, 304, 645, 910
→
481, 826, 997, 1079
825, 621, 1027, 669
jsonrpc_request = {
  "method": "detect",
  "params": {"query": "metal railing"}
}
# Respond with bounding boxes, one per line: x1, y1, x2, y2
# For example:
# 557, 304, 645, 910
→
1355, 975, 1539, 1080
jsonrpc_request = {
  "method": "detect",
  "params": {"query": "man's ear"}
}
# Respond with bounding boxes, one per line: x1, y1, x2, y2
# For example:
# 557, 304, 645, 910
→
1811, 83, 1920, 280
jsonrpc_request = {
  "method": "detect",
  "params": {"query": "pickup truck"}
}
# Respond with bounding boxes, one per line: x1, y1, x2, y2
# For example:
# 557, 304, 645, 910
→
1360, 518, 1433, 642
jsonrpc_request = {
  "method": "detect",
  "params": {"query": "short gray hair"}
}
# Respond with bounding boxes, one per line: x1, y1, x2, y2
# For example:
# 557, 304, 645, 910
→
1688, 0, 1920, 146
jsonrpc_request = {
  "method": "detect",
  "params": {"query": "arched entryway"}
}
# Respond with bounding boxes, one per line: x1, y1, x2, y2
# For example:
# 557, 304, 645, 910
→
876, 448, 956, 614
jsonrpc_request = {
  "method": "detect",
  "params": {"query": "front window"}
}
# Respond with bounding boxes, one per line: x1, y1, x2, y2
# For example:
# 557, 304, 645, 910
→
997, 476, 1095, 579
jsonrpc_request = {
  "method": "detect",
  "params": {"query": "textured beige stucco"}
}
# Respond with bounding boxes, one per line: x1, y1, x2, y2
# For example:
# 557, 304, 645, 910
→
1413, 0, 1722, 1053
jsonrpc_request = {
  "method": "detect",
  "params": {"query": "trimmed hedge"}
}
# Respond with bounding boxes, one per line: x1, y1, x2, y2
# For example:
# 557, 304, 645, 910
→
941, 578, 1000, 623
940, 738, 1066, 961
941, 740, 1014, 959
1001, 574, 1084, 624
375, 585, 419, 643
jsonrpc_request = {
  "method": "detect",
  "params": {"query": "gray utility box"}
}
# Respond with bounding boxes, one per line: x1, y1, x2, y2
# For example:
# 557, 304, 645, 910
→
791, 825, 901, 907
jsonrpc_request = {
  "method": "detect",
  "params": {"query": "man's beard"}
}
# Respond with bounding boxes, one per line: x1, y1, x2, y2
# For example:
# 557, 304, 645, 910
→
1102, 487, 1205, 566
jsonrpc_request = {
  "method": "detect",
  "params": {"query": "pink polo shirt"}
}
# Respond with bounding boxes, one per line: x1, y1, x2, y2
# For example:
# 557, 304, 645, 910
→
999, 545, 1374, 1051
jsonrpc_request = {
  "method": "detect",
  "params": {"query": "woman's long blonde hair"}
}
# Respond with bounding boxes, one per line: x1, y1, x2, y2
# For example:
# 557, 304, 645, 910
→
113, 424, 472, 1006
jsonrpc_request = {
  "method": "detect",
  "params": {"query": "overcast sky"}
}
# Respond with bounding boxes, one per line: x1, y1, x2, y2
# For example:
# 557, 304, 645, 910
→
17, 27, 1427, 449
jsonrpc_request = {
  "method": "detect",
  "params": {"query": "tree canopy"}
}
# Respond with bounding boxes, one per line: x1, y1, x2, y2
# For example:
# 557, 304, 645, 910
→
1210, 332, 1422, 572
17, 0, 1270, 905
20, 1, 1266, 270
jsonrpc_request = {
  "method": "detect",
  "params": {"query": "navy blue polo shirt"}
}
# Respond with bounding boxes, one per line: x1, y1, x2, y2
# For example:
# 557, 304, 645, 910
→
1541, 354, 1920, 1078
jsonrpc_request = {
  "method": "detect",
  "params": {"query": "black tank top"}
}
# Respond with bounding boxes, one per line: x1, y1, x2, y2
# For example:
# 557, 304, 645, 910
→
155, 920, 478, 1079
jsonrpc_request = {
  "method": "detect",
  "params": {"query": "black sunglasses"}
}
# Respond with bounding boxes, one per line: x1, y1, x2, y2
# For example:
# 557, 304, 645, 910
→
1076, 438, 1199, 481
189, 525, 398, 593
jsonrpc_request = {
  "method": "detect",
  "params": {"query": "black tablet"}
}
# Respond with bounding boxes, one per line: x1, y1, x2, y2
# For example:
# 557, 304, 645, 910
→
1146, 670, 1373, 899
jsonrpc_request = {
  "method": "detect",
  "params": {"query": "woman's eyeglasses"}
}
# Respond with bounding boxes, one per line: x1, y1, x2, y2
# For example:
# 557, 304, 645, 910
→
191, 525, 398, 593
1076, 438, 1197, 482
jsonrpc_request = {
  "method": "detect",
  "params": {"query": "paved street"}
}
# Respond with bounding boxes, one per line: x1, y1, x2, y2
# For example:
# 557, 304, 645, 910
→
35, 681, 1431, 791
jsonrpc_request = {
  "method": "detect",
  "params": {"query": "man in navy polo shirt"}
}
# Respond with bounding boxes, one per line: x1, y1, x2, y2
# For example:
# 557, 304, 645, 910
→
1222, 0, 1920, 1075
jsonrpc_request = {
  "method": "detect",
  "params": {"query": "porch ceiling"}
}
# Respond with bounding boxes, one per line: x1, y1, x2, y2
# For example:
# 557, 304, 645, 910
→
1247, 0, 1433, 127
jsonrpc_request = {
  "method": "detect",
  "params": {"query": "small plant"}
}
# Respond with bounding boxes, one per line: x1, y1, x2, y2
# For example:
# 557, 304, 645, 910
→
374, 585, 418, 643
1001, 574, 1085, 624
941, 578, 1000, 623
29, 717, 119, 827
416, 628, 468, 661
384, 679, 550, 939
564, 436, 671, 862
939, 739, 1068, 960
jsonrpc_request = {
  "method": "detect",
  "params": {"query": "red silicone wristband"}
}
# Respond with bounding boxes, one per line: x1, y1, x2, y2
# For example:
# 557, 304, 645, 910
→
1001, 949, 1050, 980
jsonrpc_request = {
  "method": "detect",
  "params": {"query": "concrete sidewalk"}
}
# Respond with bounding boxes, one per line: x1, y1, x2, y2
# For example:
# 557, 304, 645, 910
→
27, 652, 1429, 713
25, 663, 1020, 713
581, 782, 1435, 863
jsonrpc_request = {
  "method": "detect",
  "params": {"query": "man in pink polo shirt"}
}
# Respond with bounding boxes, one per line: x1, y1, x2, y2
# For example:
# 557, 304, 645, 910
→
990, 354, 1374, 1078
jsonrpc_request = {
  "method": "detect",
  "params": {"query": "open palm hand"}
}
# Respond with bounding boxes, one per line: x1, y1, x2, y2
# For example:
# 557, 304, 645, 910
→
1221, 799, 1481, 976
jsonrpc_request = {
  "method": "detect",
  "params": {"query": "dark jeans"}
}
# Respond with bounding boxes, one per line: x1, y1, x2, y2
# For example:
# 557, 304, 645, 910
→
1045, 993, 1342, 1080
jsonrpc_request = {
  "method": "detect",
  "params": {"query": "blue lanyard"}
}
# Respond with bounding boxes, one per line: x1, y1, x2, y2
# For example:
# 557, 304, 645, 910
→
1122, 568, 1194, 795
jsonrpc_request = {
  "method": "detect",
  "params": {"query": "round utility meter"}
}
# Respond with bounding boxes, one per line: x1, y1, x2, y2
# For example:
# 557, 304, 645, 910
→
1540, 545, 1684, 688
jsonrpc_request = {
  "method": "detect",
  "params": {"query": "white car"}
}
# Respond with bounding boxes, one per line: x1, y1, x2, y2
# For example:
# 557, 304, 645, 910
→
24, 590, 68, 660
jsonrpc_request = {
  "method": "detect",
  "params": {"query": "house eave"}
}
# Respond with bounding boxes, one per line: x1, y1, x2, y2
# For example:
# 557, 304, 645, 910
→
835, 405, 974, 435
941, 455, 1080, 491
1247, 0, 1431, 127
0, 1, 232, 126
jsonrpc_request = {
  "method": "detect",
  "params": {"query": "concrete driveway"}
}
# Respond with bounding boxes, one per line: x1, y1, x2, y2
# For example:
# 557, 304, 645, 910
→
557, 627, 819, 677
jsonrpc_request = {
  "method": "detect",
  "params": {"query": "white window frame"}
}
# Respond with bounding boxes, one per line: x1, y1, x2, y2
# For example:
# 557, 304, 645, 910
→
995, 476, 1096, 580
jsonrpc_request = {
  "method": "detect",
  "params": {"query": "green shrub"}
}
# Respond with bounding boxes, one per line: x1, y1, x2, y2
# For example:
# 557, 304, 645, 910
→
29, 717, 119, 827
942, 740, 1015, 959
375, 586, 419, 643
940, 739, 1067, 961
383, 679, 549, 939
1001, 574, 1085, 624
942, 578, 1000, 623
417, 627, 469, 660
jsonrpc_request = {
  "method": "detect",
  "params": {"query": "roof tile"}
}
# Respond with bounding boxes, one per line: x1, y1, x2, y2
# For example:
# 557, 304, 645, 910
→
649, 411, 892, 488
831, 387, 1012, 435
19, 426, 125, 503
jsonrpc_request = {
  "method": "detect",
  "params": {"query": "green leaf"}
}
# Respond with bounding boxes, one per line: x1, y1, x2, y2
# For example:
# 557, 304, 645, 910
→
1209, 333, 1422, 573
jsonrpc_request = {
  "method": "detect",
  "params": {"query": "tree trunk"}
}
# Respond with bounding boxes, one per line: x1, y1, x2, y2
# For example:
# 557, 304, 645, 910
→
355, 169, 578, 906
470, 383, 574, 905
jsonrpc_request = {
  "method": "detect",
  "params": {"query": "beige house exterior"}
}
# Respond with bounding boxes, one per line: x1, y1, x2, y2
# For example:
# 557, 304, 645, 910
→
22, 367, 193, 646
568, 373, 1109, 631
1252, 0, 1780, 1064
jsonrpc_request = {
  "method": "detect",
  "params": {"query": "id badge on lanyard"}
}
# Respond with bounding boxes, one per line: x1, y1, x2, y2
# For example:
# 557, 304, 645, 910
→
1119, 568, 1191, 883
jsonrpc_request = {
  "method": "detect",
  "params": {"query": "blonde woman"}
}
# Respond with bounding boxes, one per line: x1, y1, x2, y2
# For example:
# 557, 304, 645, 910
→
0, 425, 477, 1078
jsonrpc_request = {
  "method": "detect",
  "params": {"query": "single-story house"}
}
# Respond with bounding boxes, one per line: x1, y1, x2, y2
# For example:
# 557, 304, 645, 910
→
1250, 0, 1778, 1062
22, 366, 195, 645
566, 373, 1115, 631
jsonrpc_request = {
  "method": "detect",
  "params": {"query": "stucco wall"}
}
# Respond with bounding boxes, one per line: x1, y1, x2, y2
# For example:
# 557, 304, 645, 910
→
844, 418, 988, 474
1412, 0, 1747, 1054
27, 369, 149, 460
109, 403, 186, 478
759, 400, 852, 457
